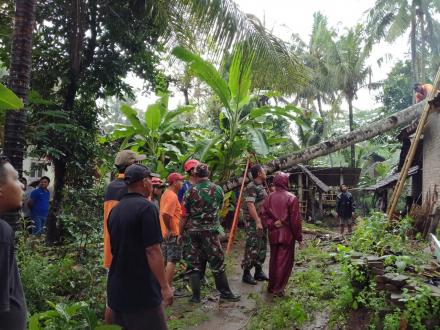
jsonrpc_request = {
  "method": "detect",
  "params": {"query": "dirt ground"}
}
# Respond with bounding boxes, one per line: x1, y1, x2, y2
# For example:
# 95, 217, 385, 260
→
168, 232, 327, 330
189, 240, 270, 330
166, 236, 269, 330
167, 230, 359, 330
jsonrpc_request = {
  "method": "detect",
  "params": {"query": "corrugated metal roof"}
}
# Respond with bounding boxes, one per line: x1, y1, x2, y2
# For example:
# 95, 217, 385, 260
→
366, 165, 420, 190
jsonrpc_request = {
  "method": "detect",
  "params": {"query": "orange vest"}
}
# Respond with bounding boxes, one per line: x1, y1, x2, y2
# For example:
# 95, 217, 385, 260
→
103, 174, 127, 269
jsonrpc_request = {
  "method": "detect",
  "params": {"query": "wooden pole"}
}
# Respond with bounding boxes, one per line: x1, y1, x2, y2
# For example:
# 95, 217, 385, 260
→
387, 68, 440, 220
226, 159, 251, 254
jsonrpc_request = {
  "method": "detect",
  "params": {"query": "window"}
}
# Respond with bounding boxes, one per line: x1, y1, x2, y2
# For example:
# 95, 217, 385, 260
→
30, 162, 44, 178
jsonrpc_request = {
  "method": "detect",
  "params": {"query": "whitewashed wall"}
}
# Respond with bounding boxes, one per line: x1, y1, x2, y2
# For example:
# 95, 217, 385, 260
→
422, 110, 440, 208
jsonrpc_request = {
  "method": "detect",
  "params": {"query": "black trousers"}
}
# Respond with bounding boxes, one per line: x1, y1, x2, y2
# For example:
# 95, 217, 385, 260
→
113, 305, 167, 330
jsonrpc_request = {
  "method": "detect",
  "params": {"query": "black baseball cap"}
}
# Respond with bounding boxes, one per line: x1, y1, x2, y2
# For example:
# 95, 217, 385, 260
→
124, 164, 159, 185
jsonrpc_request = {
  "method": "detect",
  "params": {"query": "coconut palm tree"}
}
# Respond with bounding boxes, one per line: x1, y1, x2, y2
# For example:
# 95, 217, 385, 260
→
3, 0, 36, 173
327, 24, 373, 168
367, 0, 440, 88
290, 12, 337, 117
141, 1, 307, 93
1, 0, 36, 231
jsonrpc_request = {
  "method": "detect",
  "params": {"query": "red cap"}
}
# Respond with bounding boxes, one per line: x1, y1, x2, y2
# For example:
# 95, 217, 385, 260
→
151, 177, 163, 186
167, 172, 185, 184
184, 159, 200, 172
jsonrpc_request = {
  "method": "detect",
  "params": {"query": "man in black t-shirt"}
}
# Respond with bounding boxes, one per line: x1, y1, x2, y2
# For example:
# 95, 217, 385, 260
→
107, 164, 173, 330
0, 157, 27, 330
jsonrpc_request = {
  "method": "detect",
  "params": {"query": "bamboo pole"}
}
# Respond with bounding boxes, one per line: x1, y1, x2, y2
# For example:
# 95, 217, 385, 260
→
226, 159, 250, 255
387, 68, 440, 220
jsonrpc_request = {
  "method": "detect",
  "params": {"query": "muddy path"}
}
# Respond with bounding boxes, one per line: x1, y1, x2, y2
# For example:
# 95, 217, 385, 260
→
188, 240, 270, 330
168, 229, 341, 330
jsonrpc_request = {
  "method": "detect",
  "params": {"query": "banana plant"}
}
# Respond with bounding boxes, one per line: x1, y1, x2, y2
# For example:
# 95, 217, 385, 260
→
172, 46, 305, 180
110, 92, 194, 175
0, 83, 23, 110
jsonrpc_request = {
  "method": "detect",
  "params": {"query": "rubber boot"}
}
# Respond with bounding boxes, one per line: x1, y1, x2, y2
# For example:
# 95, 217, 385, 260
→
200, 259, 208, 286
215, 272, 241, 302
189, 272, 201, 303
242, 269, 257, 285
254, 265, 269, 282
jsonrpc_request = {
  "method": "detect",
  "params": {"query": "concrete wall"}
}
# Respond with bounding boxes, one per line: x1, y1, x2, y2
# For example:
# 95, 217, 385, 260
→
22, 156, 55, 185
422, 110, 440, 208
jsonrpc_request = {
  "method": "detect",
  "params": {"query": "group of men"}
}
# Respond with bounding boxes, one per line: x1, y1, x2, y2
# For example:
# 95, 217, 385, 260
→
102, 150, 241, 329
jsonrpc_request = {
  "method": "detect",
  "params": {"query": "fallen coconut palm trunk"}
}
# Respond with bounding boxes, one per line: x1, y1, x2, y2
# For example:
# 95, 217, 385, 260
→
222, 100, 428, 192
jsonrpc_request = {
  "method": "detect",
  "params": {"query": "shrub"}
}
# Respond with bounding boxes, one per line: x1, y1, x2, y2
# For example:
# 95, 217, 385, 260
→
28, 301, 120, 330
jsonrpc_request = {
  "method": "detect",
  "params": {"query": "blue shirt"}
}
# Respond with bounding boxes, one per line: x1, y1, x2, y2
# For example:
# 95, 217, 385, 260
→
178, 181, 192, 203
30, 187, 50, 218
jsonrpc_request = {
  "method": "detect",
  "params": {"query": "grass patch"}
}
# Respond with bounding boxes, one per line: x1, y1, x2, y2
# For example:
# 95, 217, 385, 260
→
248, 240, 339, 329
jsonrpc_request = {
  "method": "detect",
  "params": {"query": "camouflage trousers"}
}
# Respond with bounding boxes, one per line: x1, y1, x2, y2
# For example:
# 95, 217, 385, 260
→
241, 219, 267, 270
182, 231, 193, 263
186, 230, 225, 275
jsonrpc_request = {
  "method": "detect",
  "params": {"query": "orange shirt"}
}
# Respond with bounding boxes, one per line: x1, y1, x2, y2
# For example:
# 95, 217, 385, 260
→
159, 189, 181, 237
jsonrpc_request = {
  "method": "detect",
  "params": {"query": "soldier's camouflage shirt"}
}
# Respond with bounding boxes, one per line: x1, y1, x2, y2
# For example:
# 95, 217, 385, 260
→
183, 179, 224, 232
242, 181, 267, 218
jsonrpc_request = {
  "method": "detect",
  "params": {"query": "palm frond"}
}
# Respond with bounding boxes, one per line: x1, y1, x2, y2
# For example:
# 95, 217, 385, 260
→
168, 0, 308, 93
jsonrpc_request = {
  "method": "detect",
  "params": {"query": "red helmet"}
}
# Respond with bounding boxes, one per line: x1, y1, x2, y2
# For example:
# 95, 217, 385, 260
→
184, 159, 200, 172
151, 177, 163, 187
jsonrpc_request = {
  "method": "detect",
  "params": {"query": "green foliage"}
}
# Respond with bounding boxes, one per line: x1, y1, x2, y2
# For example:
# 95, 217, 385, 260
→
58, 184, 104, 250
383, 286, 440, 330
249, 295, 307, 330
350, 213, 412, 256
109, 92, 194, 174
400, 286, 440, 330
251, 241, 345, 329
173, 46, 305, 180
366, 0, 440, 82
330, 212, 439, 329
28, 301, 119, 330
289, 12, 338, 116
17, 187, 107, 316
18, 250, 82, 314
378, 60, 412, 114
383, 310, 402, 330
0, 82, 23, 110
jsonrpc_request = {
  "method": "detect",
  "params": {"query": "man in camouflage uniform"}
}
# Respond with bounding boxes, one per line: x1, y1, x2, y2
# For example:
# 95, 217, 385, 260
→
242, 164, 269, 285
180, 163, 240, 303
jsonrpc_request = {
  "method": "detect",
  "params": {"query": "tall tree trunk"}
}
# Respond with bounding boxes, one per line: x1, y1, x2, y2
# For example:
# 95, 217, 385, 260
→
316, 93, 324, 117
221, 100, 428, 192
3, 0, 36, 173
410, 1, 419, 103
2, 0, 36, 231
183, 88, 190, 105
46, 0, 84, 243
348, 95, 355, 168
418, 8, 426, 82
45, 159, 66, 243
